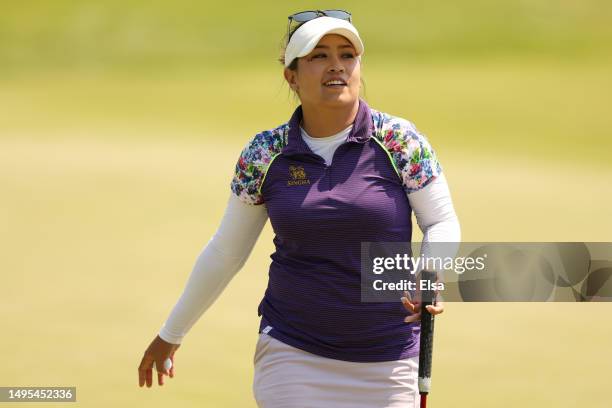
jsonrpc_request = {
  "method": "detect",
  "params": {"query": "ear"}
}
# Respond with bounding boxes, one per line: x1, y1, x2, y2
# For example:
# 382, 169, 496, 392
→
284, 67, 299, 91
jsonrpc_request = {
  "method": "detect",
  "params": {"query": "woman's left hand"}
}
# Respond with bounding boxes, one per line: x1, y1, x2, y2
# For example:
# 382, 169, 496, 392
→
401, 291, 444, 323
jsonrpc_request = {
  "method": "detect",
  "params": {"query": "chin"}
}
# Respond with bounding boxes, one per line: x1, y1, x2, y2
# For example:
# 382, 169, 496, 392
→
320, 93, 359, 107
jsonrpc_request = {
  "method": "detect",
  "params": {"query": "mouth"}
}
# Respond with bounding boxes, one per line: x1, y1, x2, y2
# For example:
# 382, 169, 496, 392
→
323, 79, 347, 88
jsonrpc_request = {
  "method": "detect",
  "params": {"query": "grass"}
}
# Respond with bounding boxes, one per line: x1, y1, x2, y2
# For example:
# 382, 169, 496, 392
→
1, 0, 611, 72
1, 1, 611, 406
1, 132, 611, 407
2, 58, 611, 167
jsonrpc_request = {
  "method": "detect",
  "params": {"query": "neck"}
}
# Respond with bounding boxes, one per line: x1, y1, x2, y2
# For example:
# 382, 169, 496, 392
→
300, 100, 360, 138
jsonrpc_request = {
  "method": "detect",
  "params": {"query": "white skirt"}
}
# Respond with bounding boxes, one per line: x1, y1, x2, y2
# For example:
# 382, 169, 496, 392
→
252, 333, 419, 408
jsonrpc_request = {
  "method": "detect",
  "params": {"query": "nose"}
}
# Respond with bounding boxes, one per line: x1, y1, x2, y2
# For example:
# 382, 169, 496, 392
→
327, 54, 345, 73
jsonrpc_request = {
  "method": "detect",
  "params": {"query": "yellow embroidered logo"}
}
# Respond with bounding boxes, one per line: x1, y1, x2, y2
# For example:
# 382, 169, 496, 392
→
287, 165, 311, 186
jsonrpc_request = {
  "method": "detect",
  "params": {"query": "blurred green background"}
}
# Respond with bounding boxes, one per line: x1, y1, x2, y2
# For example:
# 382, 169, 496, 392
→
1, 0, 611, 407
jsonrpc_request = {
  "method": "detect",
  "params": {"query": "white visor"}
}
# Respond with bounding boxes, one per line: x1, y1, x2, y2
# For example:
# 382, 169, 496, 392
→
284, 16, 364, 68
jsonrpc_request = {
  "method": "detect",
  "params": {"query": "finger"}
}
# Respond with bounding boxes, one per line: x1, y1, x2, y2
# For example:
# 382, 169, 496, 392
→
155, 359, 170, 376
158, 371, 165, 386
146, 368, 152, 388
138, 356, 154, 387
404, 312, 421, 323
169, 356, 175, 378
426, 303, 445, 315
138, 365, 146, 387
138, 368, 145, 387
400, 296, 416, 313
404, 290, 422, 308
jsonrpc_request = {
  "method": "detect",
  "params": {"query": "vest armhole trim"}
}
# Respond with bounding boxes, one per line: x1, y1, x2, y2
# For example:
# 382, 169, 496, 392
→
258, 152, 282, 197
371, 136, 401, 181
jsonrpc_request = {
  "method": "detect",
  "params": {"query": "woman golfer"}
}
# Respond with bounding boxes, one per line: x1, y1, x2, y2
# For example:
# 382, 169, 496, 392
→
138, 10, 460, 407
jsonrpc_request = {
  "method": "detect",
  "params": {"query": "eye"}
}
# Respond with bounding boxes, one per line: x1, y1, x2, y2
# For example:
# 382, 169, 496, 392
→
312, 53, 326, 59
342, 53, 355, 58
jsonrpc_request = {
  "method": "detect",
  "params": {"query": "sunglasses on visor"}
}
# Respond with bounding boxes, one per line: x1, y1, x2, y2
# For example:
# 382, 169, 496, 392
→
286, 9, 352, 40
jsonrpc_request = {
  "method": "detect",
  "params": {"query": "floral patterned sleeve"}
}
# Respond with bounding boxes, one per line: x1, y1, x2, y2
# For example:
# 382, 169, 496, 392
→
375, 113, 443, 194
230, 127, 287, 205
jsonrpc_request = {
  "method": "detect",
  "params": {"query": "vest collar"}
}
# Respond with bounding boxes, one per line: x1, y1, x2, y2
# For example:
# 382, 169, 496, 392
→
282, 99, 373, 156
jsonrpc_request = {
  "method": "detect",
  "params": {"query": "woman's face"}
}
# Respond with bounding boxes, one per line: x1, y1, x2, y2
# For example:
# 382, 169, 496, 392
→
284, 34, 361, 108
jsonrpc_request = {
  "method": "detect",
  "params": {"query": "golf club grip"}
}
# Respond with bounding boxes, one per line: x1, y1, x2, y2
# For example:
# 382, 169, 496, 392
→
418, 270, 437, 395
418, 299, 435, 382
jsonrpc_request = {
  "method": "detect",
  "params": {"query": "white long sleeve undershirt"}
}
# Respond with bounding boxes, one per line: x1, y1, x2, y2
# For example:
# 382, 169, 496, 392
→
300, 125, 353, 166
158, 133, 460, 345
158, 194, 268, 344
